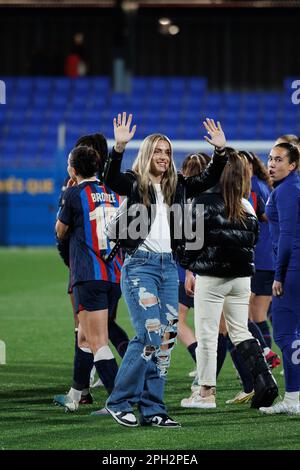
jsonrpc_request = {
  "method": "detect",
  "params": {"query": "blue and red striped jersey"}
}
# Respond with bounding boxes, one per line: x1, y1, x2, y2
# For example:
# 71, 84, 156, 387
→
58, 180, 123, 286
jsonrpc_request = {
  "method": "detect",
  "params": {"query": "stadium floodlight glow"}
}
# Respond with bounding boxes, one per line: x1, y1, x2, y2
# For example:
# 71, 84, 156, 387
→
121, 1, 139, 13
168, 25, 180, 36
159, 17, 171, 26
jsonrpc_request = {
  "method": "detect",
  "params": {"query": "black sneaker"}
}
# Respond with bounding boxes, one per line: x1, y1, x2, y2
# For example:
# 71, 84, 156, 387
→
141, 414, 181, 428
106, 407, 138, 427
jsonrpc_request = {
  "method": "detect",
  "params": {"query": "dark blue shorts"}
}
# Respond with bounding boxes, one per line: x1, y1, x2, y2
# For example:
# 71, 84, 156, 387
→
179, 281, 194, 309
73, 280, 122, 315
251, 270, 274, 296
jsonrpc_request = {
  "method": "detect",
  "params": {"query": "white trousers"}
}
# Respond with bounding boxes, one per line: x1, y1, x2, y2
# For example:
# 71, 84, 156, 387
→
194, 275, 253, 387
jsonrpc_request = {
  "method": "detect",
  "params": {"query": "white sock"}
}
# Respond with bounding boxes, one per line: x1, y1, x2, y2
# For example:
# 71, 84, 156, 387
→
283, 391, 300, 406
68, 387, 82, 402
263, 347, 271, 356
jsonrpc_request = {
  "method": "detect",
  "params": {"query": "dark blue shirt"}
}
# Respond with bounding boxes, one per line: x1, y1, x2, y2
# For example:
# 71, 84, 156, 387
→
58, 180, 123, 286
251, 175, 274, 271
266, 171, 300, 282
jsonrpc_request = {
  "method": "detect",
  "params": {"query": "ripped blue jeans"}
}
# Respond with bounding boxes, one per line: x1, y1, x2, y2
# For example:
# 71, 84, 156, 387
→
106, 251, 179, 418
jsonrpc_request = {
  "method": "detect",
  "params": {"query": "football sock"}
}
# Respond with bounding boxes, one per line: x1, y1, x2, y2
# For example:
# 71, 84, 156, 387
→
108, 319, 129, 358
187, 341, 197, 362
68, 387, 82, 402
283, 391, 300, 406
256, 320, 272, 349
217, 333, 228, 377
248, 320, 268, 349
94, 345, 118, 394
73, 332, 94, 390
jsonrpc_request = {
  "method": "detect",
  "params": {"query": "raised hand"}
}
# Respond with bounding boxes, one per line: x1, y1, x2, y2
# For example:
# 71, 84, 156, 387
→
114, 112, 137, 153
203, 118, 226, 149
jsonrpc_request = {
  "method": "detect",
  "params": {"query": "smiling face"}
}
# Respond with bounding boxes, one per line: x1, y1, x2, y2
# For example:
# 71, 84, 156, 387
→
150, 139, 171, 178
268, 146, 296, 182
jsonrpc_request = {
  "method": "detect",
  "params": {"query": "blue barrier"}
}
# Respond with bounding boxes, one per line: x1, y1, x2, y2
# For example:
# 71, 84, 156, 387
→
0, 149, 67, 245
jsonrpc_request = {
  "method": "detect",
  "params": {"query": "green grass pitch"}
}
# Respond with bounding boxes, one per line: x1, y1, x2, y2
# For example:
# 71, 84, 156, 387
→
0, 248, 299, 451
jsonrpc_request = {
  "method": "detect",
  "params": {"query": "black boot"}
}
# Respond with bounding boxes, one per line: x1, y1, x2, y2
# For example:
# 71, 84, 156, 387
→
236, 339, 278, 409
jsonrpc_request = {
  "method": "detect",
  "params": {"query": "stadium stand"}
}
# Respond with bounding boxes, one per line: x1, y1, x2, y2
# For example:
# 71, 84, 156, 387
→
0, 76, 299, 169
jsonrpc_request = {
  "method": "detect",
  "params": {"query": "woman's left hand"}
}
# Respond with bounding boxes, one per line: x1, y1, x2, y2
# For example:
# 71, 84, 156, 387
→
203, 118, 226, 149
272, 280, 283, 297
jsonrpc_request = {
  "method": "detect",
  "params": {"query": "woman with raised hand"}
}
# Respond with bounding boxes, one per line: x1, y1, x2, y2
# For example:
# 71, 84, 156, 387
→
260, 142, 300, 415
103, 113, 228, 428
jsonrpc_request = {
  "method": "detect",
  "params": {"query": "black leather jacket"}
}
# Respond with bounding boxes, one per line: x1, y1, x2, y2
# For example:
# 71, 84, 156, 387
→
178, 186, 259, 277
103, 147, 228, 256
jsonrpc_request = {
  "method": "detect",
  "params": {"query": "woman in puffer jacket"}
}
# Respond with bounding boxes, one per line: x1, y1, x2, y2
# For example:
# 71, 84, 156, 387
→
179, 149, 278, 410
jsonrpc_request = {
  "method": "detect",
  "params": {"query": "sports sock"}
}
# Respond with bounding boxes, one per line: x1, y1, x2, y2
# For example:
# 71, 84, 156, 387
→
108, 320, 129, 358
187, 341, 197, 362
94, 345, 118, 394
68, 387, 82, 402
283, 391, 300, 406
248, 320, 268, 349
256, 320, 272, 349
217, 333, 227, 377
73, 332, 94, 390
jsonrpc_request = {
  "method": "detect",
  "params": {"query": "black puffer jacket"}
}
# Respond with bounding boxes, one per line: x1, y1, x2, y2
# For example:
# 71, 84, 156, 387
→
103, 147, 228, 256
178, 187, 259, 277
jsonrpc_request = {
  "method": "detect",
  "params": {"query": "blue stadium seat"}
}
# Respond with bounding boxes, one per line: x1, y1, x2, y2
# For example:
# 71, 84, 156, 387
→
51, 94, 69, 109
149, 77, 168, 93
258, 126, 277, 140
186, 78, 207, 95
168, 78, 187, 94
90, 77, 110, 93
242, 93, 262, 111
180, 126, 200, 140
11, 93, 32, 110
15, 77, 34, 93
72, 78, 93, 93
53, 78, 73, 93
31, 95, 50, 109
237, 126, 257, 140
223, 93, 242, 111
34, 77, 53, 93
131, 77, 149, 94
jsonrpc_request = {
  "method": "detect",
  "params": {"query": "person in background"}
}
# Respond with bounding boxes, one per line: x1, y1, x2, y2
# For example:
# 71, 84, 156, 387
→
260, 142, 300, 415
54, 143, 127, 413
54, 134, 129, 412
178, 153, 227, 391
180, 147, 278, 410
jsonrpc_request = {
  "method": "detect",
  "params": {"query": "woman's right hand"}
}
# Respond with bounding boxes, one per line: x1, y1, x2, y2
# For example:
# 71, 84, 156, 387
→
203, 118, 226, 149
114, 112, 137, 153
185, 270, 195, 297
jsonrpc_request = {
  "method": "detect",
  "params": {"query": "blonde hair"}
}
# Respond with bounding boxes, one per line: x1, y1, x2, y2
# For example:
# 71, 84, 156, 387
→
132, 134, 177, 206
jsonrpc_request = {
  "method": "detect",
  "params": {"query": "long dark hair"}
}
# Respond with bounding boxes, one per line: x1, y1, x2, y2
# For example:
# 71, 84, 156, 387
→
239, 150, 273, 189
220, 149, 250, 222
